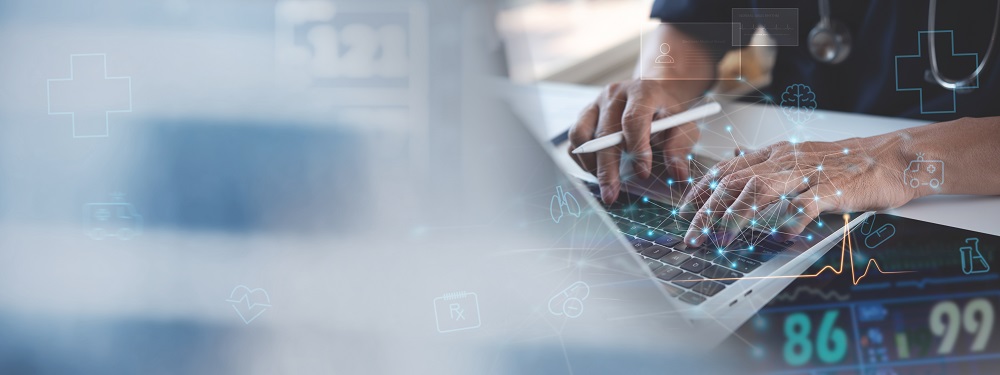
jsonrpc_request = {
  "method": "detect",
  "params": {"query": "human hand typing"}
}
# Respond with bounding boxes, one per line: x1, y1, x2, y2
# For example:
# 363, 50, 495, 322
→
568, 80, 700, 204
678, 135, 914, 247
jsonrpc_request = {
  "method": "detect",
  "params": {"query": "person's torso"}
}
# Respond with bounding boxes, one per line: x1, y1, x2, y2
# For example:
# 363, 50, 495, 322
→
757, 0, 1000, 121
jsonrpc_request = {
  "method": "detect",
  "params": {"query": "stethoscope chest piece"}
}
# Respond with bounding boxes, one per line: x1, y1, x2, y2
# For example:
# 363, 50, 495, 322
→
809, 19, 852, 64
809, 0, 852, 64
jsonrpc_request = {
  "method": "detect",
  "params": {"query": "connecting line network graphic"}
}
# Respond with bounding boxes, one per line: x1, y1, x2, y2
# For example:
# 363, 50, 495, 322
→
486, 79, 916, 373
613, 121, 859, 268
587, 78, 916, 356
670, 214, 913, 285
603, 77, 916, 282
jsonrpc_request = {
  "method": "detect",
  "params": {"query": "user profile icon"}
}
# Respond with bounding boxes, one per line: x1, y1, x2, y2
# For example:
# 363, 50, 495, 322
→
655, 43, 675, 64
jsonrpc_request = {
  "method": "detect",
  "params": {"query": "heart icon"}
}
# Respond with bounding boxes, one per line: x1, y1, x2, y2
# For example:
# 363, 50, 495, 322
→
225, 285, 271, 324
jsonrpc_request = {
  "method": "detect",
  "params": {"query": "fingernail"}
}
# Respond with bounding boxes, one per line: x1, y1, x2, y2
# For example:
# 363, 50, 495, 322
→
601, 186, 617, 204
636, 163, 650, 178
683, 229, 701, 246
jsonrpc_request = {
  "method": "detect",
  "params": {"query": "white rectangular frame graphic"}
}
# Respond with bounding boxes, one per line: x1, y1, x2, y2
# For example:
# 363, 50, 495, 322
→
731, 8, 800, 47
639, 22, 742, 81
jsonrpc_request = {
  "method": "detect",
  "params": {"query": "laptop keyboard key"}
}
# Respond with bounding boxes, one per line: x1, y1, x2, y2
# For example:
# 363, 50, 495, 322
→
661, 252, 690, 266
646, 259, 665, 272
692, 247, 722, 261
674, 242, 701, 254
654, 266, 683, 282
692, 280, 726, 297
757, 238, 793, 253
734, 248, 778, 262
716, 255, 762, 274
637, 227, 663, 241
654, 233, 683, 247
661, 282, 685, 297
680, 258, 710, 273
641, 245, 672, 259
671, 273, 704, 289
702, 265, 743, 285
679, 292, 707, 305
629, 239, 651, 253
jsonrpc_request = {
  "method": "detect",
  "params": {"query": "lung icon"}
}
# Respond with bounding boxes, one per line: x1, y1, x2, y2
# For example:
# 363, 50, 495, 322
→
550, 186, 581, 223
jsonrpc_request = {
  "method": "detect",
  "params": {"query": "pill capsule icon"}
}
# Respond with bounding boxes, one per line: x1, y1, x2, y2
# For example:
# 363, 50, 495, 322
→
548, 281, 591, 318
864, 223, 896, 248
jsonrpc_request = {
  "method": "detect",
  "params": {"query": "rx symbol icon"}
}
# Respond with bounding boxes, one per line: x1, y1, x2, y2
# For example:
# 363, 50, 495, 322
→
449, 303, 465, 320
433, 291, 481, 333
47, 54, 133, 138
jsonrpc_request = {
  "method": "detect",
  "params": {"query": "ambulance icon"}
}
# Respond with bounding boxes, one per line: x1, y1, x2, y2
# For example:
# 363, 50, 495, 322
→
903, 153, 944, 189
83, 195, 143, 240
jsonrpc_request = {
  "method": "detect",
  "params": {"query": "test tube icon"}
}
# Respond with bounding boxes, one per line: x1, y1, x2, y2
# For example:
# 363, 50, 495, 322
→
959, 238, 990, 275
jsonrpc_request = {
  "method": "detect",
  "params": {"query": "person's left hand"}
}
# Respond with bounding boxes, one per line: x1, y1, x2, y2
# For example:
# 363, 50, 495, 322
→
678, 135, 913, 247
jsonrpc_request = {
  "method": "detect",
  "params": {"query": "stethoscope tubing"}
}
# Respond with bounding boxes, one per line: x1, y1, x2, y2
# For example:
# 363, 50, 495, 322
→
812, 0, 999, 92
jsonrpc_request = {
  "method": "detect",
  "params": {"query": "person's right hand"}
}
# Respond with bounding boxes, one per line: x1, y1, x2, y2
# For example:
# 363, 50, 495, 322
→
568, 79, 701, 204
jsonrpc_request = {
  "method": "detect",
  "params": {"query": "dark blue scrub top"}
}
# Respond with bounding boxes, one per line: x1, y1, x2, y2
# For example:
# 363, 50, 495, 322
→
651, 0, 1000, 121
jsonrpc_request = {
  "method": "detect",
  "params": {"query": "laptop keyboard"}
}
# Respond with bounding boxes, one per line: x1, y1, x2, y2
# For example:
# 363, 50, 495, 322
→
587, 183, 794, 305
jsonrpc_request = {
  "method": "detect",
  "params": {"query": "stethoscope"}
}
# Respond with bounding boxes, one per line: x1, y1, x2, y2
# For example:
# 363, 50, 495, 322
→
808, 0, 1000, 93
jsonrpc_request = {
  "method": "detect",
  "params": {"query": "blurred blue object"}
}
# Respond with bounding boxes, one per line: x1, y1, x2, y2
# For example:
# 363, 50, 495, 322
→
128, 119, 368, 234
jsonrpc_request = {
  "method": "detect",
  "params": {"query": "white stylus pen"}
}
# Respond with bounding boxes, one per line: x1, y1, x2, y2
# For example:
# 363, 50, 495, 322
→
571, 102, 722, 154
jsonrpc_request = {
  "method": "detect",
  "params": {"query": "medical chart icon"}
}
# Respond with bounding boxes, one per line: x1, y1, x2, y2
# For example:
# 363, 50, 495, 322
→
83, 194, 143, 240
655, 43, 675, 64
859, 213, 895, 249
960, 238, 990, 275
548, 281, 590, 319
226, 285, 272, 324
433, 291, 481, 333
47, 54, 132, 138
903, 153, 944, 189
550, 186, 581, 223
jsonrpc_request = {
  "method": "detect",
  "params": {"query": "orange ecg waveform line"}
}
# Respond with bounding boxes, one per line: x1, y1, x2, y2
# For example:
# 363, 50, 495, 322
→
689, 214, 912, 284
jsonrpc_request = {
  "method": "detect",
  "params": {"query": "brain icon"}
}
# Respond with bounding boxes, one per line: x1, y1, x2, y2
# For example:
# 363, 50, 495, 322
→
780, 84, 818, 125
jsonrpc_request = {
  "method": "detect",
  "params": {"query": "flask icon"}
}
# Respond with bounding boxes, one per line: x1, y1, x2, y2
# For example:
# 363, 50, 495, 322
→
550, 186, 581, 223
959, 238, 990, 275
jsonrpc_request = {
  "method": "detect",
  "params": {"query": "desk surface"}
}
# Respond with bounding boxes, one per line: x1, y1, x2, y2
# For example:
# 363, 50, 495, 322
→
505, 81, 1000, 237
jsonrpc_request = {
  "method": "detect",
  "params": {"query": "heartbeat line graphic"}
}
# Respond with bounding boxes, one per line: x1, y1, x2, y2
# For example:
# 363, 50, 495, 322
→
225, 294, 273, 309
773, 286, 851, 302
681, 214, 913, 284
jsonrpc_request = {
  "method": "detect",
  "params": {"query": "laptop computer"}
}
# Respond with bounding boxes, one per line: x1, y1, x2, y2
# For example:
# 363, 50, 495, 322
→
510, 87, 872, 347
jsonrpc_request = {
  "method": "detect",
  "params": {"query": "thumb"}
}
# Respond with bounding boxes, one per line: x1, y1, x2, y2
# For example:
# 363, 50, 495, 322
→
659, 121, 699, 181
